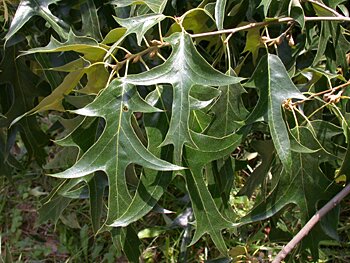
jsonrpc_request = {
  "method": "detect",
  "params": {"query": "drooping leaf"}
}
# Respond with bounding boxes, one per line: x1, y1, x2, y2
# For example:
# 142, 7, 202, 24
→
246, 54, 306, 171
313, 21, 350, 72
238, 140, 275, 198
109, 0, 168, 13
114, 13, 166, 46
0, 47, 49, 165
0, 130, 23, 179
49, 80, 183, 228
11, 33, 111, 122
124, 32, 243, 163
241, 126, 342, 258
5, 0, 69, 43
184, 131, 242, 255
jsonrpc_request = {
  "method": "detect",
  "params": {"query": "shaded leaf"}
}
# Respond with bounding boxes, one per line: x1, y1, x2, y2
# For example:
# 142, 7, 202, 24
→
81, 0, 102, 41
289, 0, 305, 29
184, 132, 242, 255
259, 0, 273, 16
238, 140, 275, 197
0, 47, 49, 165
109, 87, 174, 227
241, 126, 342, 258
206, 70, 248, 136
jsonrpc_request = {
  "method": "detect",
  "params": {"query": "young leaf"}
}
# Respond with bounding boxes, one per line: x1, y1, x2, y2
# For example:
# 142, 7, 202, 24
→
124, 32, 243, 163
246, 54, 305, 171
49, 80, 183, 227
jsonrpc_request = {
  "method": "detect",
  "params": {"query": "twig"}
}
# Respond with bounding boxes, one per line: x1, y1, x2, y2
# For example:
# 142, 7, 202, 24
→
292, 80, 350, 106
113, 41, 170, 71
272, 183, 350, 263
190, 16, 350, 38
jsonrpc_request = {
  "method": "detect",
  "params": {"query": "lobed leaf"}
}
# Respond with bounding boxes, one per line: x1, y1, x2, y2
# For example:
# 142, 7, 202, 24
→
124, 32, 243, 163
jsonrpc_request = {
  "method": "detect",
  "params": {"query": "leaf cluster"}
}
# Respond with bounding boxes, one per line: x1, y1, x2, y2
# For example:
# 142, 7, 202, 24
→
1, 0, 350, 261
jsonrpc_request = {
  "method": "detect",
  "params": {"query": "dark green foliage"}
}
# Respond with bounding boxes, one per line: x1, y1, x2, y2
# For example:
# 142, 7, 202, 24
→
1, 0, 350, 262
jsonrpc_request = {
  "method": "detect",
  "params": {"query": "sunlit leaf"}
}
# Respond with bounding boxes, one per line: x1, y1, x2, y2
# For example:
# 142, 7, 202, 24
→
215, 0, 227, 30
5, 0, 69, 43
114, 13, 166, 46
50, 80, 183, 228
246, 54, 305, 171
124, 32, 243, 163
109, 0, 168, 13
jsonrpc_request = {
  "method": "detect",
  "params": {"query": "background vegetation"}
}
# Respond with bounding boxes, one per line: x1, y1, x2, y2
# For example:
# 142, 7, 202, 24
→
1, 0, 350, 262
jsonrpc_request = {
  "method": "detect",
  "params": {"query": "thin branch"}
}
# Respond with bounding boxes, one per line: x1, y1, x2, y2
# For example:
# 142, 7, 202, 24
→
292, 80, 350, 106
272, 183, 350, 263
113, 41, 170, 71
190, 16, 350, 38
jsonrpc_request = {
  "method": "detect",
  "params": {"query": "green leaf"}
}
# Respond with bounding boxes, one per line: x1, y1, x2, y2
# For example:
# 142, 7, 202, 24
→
206, 70, 248, 136
109, 0, 168, 13
81, 0, 103, 41
0, 130, 23, 179
102, 28, 127, 45
5, 0, 69, 43
124, 32, 243, 163
246, 54, 305, 171
38, 195, 72, 224
27, 70, 85, 114
0, 47, 49, 165
241, 126, 342, 258
238, 140, 275, 197
50, 80, 183, 228
242, 28, 263, 65
289, 0, 305, 29
114, 13, 166, 46
215, 0, 227, 30
313, 22, 350, 71
11, 33, 111, 122
259, 0, 273, 16
109, 86, 174, 227
184, 131, 242, 255
22, 30, 106, 62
